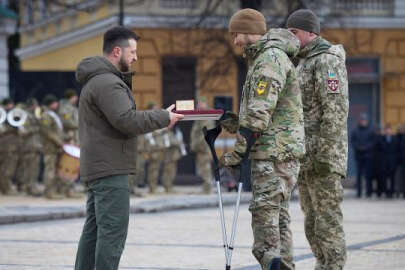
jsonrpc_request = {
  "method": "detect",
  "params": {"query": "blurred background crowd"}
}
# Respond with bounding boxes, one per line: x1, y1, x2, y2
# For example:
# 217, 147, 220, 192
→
351, 113, 405, 199
0, 93, 216, 199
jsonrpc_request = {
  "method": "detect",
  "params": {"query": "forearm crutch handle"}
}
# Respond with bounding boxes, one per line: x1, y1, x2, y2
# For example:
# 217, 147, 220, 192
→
238, 127, 258, 183
203, 125, 222, 182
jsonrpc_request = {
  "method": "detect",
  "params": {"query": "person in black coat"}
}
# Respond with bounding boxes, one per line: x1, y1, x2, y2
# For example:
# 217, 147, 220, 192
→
396, 124, 405, 198
351, 113, 376, 198
378, 124, 399, 198
371, 125, 384, 197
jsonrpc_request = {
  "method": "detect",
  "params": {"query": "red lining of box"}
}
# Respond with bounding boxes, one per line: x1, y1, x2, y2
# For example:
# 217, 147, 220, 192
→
173, 109, 224, 115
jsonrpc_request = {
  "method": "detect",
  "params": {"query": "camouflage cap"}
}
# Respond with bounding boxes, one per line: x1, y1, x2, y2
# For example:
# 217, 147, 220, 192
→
43, 94, 58, 106
26, 97, 39, 106
147, 101, 156, 110
1, 97, 14, 106
64, 89, 78, 99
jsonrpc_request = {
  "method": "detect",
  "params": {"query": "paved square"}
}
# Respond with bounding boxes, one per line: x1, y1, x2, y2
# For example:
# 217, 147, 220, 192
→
0, 195, 404, 269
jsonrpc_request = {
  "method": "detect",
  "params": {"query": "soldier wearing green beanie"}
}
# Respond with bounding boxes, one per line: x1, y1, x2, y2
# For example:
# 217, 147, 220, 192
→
287, 9, 348, 270
222, 8, 305, 270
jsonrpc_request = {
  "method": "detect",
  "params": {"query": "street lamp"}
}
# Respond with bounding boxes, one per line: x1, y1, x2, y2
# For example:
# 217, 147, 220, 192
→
119, 0, 124, 25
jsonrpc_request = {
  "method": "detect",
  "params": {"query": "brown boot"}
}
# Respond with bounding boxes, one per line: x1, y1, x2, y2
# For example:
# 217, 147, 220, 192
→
45, 191, 64, 200
65, 189, 83, 198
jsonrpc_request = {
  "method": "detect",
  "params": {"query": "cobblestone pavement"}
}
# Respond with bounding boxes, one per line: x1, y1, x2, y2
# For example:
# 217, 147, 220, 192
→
0, 195, 404, 270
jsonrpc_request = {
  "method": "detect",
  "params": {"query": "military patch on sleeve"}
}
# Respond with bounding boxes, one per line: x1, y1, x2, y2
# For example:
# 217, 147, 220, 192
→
255, 80, 269, 97
64, 114, 71, 120
327, 70, 340, 93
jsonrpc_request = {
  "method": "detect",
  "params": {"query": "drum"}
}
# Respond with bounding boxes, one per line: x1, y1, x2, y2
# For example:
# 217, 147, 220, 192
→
58, 144, 80, 181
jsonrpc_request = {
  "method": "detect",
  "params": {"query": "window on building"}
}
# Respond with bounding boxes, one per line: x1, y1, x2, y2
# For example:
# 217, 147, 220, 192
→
26, 30, 34, 45
0, 0, 9, 7
159, 0, 199, 9
332, 0, 394, 16
41, 26, 48, 39
25, 0, 34, 24
39, 0, 50, 19
240, 0, 262, 10
55, 19, 62, 34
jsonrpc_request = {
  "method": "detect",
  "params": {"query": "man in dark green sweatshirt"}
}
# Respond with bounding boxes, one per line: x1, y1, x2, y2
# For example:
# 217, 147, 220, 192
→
74, 26, 183, 270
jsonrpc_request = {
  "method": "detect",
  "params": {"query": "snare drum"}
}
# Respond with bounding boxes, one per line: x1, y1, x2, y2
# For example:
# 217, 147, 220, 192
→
58, 144, 80, 181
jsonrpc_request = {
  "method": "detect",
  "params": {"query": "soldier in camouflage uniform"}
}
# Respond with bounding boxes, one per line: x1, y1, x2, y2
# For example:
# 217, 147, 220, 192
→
145, 127, 167, 193
15, 98, 42, 196
143, 103, 167, 193
40, 95, 65, 199
221, 9, 305, 270
287, 9, 349, 270
190, 98, 214, 194
161, 127, 184, 193
0, 98, 20, 195
58, 89, 79, 145
128, 134, 147, 196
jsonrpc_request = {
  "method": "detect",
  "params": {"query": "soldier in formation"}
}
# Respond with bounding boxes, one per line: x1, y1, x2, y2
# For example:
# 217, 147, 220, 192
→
288, 9, 349, 270
0, 90, 81, 198
190, 97, 215, 194
58, 89, 79, 145
145, 103, 167, 194
40, 94, 65, 199
15, 98, 42, 196
0, 98, 20, 195
162, 126, 185, 193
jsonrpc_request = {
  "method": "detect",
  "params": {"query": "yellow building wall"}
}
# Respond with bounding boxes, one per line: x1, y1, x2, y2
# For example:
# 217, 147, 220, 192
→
132, 28, 239, 110
21, 34, 104, 71
20, 26, 405, 128
322, 29, 405, 128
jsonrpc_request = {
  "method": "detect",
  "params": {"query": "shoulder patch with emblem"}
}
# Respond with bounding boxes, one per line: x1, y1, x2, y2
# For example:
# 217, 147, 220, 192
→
64, 114, 71, 120
327, 70, 339, 93
255, 80, 269, 97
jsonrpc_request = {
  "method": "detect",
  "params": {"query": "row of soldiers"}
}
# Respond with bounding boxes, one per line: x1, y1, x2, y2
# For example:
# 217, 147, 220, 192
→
133, 100, 215, 195
0, 90, 80, 199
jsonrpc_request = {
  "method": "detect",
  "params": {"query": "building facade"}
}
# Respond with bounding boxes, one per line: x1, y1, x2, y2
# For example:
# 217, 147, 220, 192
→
14, 0, 405, 179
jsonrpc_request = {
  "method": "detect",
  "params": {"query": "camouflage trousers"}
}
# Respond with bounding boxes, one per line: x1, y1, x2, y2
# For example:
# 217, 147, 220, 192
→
147, 152, 164, 193
135, 154, 146, 186
43, 154, 71, 196
162, 160, 177, 192
298, 170, 346, 270
15, 152, 41, 194
0, 151, 19, 194
249, 159, 300, 270
129, 154, 146, 192
196, 153, 212, 193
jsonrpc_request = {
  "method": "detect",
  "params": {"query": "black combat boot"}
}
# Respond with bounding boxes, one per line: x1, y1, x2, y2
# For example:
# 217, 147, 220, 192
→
268, 257, 281, 270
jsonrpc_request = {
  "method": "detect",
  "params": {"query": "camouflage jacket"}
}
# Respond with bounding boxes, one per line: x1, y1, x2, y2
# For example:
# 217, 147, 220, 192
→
58, 99, 79, 145
20, 108, 43, 153
164, 129, 182, 162
190, 120, 215, 154
136, 134, 147, 153
296, 36, 349, 177
232, 28, 305, 162
0, 121, 20, 153
40, 109, 64, 154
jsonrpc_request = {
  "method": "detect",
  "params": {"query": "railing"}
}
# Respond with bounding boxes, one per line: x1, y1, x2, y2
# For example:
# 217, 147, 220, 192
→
159, 0, 200, 9
332, 0, 394, 16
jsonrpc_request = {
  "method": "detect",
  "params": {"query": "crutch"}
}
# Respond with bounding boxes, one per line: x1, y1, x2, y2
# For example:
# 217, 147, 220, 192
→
203, 125, 257, 270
